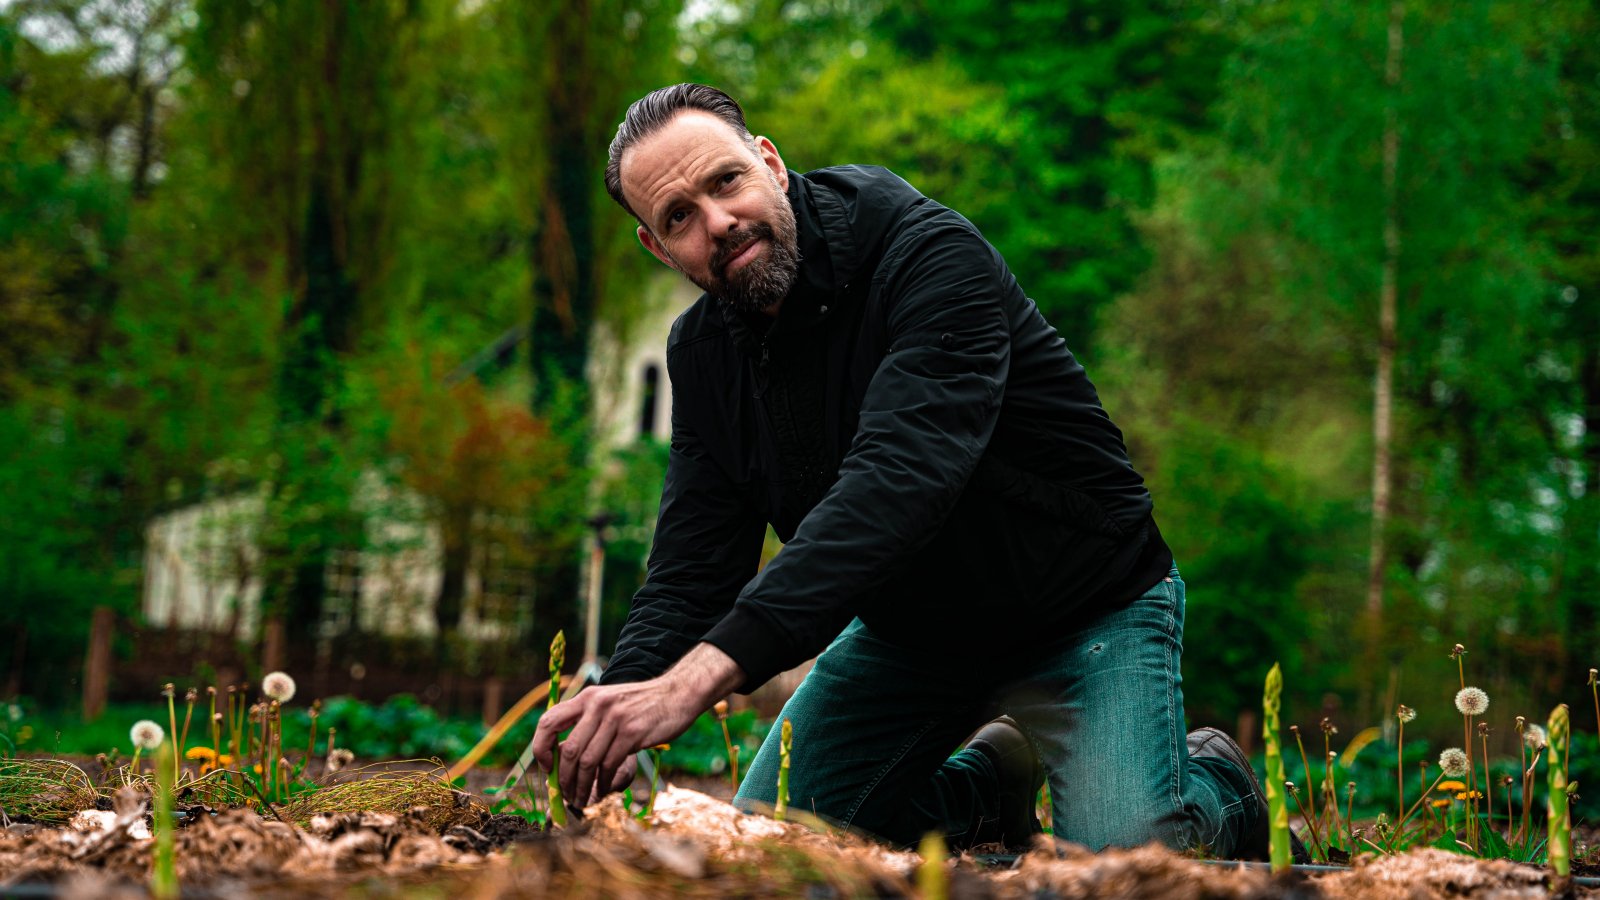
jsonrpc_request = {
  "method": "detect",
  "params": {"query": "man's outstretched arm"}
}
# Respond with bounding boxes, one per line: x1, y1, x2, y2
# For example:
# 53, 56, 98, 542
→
532, 642, 745, 805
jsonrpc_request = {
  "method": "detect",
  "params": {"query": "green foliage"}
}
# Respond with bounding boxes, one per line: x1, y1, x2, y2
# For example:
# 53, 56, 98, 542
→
1, 0, 1597, 761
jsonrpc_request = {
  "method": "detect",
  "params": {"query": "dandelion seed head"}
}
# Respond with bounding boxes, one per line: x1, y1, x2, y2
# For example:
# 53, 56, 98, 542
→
1524, 724, 1547, 748
1590, 668, 1598, 687
327, 748, 355, 772
1439, 747, 1469, 777
1455, 686, 1489, 716
1397, 704, 1416, 723
184, 688, 197, 703
1450, 643, 1467, 659
130, 719, 165, 749
262, 671, 296, 703
161, 683, 175, 699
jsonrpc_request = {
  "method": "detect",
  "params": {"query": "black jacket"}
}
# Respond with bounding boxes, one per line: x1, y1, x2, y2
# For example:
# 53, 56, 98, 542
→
602, 165, 1172, 693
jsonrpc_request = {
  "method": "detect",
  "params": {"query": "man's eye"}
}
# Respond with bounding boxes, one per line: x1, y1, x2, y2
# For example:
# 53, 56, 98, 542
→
719, 172, 738, 188
667, 209, 688, 229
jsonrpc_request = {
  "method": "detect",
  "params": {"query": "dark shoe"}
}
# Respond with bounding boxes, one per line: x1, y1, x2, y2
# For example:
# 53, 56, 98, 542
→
1187, 727, 1309, 863
964, 716, 1046, 850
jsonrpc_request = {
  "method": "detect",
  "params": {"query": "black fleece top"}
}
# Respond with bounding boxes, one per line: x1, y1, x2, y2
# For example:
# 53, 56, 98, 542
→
601, 165, 1172, 693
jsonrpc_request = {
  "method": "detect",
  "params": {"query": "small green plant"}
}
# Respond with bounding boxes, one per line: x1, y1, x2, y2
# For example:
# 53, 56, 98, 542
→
151, 744, 178, 900
645, 743, 666, 815
1548, 704, 1570, 879
916, 831, 948, 900
546, 631, 567, 828
774, 718, 792, 823
1262, 662, 1292, 872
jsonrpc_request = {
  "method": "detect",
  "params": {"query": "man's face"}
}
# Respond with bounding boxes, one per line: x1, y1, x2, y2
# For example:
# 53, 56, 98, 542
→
621, 111, 800, 315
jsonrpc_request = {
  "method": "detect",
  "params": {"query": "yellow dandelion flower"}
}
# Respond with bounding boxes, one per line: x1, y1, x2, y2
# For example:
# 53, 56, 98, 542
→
1436, 780, 1467, 793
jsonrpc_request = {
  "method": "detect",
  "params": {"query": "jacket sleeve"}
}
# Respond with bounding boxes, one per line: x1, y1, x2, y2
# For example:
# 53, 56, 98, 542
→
599, 381, 768, 686
700, 218, 1011, 691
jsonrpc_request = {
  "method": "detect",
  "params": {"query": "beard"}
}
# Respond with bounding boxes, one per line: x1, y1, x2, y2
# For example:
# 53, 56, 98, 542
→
687, 190, 801, 315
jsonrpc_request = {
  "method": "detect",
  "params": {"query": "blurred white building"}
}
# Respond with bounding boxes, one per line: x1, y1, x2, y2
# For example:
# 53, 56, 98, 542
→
141, 277, 693, 641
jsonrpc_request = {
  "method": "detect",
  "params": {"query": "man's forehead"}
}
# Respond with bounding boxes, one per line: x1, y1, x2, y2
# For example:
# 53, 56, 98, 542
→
620, 111, 755, 211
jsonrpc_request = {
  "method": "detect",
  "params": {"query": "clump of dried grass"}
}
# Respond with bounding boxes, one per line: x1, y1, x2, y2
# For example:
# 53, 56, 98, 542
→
0, 759, 98, 824
171, 770, 249, 810
279, 761, 486, 832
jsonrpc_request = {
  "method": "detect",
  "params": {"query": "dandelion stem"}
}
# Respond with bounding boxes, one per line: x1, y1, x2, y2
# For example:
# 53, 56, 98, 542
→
178, 692, 195, 773
1519, 750, 1538, 849
165, 686, 179, 785
1590, 668, 1599, 744
1287, 783, 1326, 862
713, 700, 739, 791
1478, 726, 1491, 843
1292, 726, 1317, 826
1385, 768, 1452, 855
1344, 782, 1356, 854
1461, 712, 1475, 852
208, 689, 220, 762
1396, 719, 1405, 828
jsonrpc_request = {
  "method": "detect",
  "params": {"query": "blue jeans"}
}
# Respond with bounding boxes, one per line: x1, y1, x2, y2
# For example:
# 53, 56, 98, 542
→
734, 568, 1255, 854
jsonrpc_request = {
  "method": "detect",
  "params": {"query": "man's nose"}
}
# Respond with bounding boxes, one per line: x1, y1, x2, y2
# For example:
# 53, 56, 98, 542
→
703, 200, 739, 237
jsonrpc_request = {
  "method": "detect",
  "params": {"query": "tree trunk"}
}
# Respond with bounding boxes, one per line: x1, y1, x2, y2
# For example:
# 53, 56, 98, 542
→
1365, 0, 1404, 636
83, 607, 115, 721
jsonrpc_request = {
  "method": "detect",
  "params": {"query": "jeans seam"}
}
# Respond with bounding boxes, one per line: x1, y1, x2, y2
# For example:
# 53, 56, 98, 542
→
841, 716, 943, 830
1163, 577, 1187, 849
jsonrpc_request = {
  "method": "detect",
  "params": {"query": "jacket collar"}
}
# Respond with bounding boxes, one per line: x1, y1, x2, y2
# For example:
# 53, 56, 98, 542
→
721, 170, 845, 355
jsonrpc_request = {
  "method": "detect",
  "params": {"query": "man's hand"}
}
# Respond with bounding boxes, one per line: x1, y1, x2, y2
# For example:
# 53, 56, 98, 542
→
532, 643, 744, 806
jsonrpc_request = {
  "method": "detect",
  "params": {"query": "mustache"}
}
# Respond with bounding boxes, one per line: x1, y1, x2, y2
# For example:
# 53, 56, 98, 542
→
710, 222, 776, 276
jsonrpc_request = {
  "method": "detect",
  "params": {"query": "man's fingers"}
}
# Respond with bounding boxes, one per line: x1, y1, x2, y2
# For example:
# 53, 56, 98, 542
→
609, 754, 637, 792
532, 693, 587, 769
564, 714, 618, 806
593, 745, 638, 804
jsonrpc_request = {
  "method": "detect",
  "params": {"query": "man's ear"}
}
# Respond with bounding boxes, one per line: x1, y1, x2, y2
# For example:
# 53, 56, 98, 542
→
638, 225, 678, 271
754, 135, 788, 191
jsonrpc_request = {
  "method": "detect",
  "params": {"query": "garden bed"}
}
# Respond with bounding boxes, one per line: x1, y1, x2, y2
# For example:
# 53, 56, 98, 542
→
2, 772, 1595, 899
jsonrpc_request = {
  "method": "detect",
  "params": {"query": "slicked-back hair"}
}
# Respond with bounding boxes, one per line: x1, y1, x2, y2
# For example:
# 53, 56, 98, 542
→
604, 83, 757, 227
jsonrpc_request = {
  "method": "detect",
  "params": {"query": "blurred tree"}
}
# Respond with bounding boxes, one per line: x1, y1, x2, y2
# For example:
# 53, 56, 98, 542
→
188, 0, 429, 647
478, 0, 682, 412
474, 0, 684, 657
872, 0, 1233, 348
1522, 0, 1600, 693
0, 4, 192, 702
375, 349, 576, 664
1098, 0, 1570, 726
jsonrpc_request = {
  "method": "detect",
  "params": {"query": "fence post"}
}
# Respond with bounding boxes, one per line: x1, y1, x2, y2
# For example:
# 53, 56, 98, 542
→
83, 606, 115, 721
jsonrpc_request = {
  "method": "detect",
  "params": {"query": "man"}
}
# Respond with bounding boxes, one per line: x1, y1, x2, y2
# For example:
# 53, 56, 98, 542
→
533, 83, 1277, 857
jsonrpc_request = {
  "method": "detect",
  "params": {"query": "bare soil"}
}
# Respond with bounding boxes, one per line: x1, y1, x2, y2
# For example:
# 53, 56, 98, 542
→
3, 779, 1597, 899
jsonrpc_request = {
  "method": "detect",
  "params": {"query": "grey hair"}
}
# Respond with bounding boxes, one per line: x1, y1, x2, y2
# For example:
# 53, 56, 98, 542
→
604, 83, 756, 225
